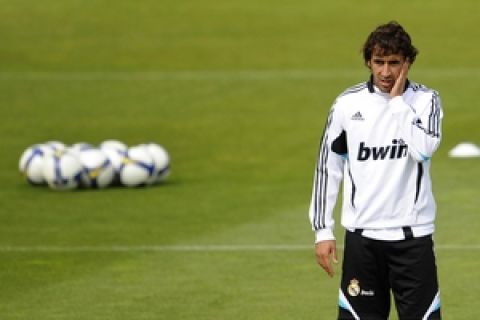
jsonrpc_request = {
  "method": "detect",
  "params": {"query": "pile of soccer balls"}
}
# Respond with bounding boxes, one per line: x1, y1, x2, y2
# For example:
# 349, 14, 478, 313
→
19, 140, 170, 190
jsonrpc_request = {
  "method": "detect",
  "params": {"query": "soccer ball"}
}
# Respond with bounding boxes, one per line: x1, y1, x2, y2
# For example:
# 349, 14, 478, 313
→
142, 143, 170, 184
68, 142, 94, 157
44, 140, 67, 152
100, 139, 128, 153
77, 148, 115, 188
119, 145, 156, 187
100, 140, 128, 172
19, 142, 66, 185
19, 144, 53, 185
42, 151, 85, 190
100, 140, 128, 185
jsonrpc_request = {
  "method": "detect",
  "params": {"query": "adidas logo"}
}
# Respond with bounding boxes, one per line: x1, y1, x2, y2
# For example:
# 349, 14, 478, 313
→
351, 111, 364, 121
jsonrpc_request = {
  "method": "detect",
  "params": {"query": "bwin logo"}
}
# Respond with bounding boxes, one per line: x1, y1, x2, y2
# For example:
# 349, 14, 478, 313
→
357, 139, 408, 161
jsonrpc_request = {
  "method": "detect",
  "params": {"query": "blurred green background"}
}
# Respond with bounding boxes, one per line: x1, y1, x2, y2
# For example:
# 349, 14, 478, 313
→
0, 0, 479, 319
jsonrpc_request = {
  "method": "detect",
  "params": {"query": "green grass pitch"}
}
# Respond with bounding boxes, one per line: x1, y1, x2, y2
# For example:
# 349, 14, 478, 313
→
0, 0, 479, 319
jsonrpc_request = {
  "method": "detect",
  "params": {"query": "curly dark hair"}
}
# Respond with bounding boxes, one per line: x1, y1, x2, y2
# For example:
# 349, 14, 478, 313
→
363, 21, 418, 65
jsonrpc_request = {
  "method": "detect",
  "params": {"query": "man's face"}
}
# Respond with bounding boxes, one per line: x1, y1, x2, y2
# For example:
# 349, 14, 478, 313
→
367, 52, 406, 93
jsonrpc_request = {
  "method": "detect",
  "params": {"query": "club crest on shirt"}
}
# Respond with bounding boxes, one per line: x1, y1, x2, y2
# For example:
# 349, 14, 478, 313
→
347, 279, 361, 297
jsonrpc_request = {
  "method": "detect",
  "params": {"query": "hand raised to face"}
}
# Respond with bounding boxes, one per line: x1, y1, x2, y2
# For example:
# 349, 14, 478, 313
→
389, 58, 410, 98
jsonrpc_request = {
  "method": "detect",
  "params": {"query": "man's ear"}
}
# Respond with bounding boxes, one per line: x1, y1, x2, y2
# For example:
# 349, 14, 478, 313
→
366, 60, 371, 69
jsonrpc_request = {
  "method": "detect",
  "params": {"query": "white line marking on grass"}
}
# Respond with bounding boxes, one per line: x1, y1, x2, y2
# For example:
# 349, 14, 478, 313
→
0, 245, 311, 252
0, 68, 479, 81
0, 70, 364, 81
0, 244, 479, 253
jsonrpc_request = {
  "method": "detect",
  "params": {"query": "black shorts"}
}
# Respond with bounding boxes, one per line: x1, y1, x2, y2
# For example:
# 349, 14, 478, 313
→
338, 230, 441, 320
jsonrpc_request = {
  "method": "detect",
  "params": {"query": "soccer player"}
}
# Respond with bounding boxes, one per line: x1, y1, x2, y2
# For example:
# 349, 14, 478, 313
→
308, 21, 443, 320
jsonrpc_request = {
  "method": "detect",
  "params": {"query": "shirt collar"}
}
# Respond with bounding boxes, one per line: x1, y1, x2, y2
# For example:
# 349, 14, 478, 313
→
367, 75, 410, 94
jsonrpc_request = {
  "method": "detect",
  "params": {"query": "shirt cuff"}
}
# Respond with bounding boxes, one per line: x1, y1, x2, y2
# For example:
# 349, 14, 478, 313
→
315, 228, 335, 243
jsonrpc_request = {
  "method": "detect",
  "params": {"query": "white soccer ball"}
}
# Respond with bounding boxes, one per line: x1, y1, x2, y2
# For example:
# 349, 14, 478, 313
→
44, 141, 67, 152
100, 140, 128, 172
100, 140, 128, 185
142, 143, 170, 184
77, 148, 115, 188
100, 139, 128, 152
68, 142, 94, 157
19, 144, 54, 185
119, 145, 156, 187
42, 151, 85, 190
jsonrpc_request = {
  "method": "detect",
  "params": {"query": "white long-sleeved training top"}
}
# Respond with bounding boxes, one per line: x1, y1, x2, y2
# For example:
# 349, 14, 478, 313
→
309, 78, 443, 242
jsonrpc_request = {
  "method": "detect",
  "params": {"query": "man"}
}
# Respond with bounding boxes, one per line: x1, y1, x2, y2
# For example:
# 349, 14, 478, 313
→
308, 21, 443, 320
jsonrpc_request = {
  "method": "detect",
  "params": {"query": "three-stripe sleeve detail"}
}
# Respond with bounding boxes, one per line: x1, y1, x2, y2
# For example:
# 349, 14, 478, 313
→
415, 92, 441, 138
312, 111, 333, 230
428, 92, 441, 137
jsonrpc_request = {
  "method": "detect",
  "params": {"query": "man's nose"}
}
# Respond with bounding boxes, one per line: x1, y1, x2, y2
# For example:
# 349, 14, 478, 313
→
381, 64, 391, 76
